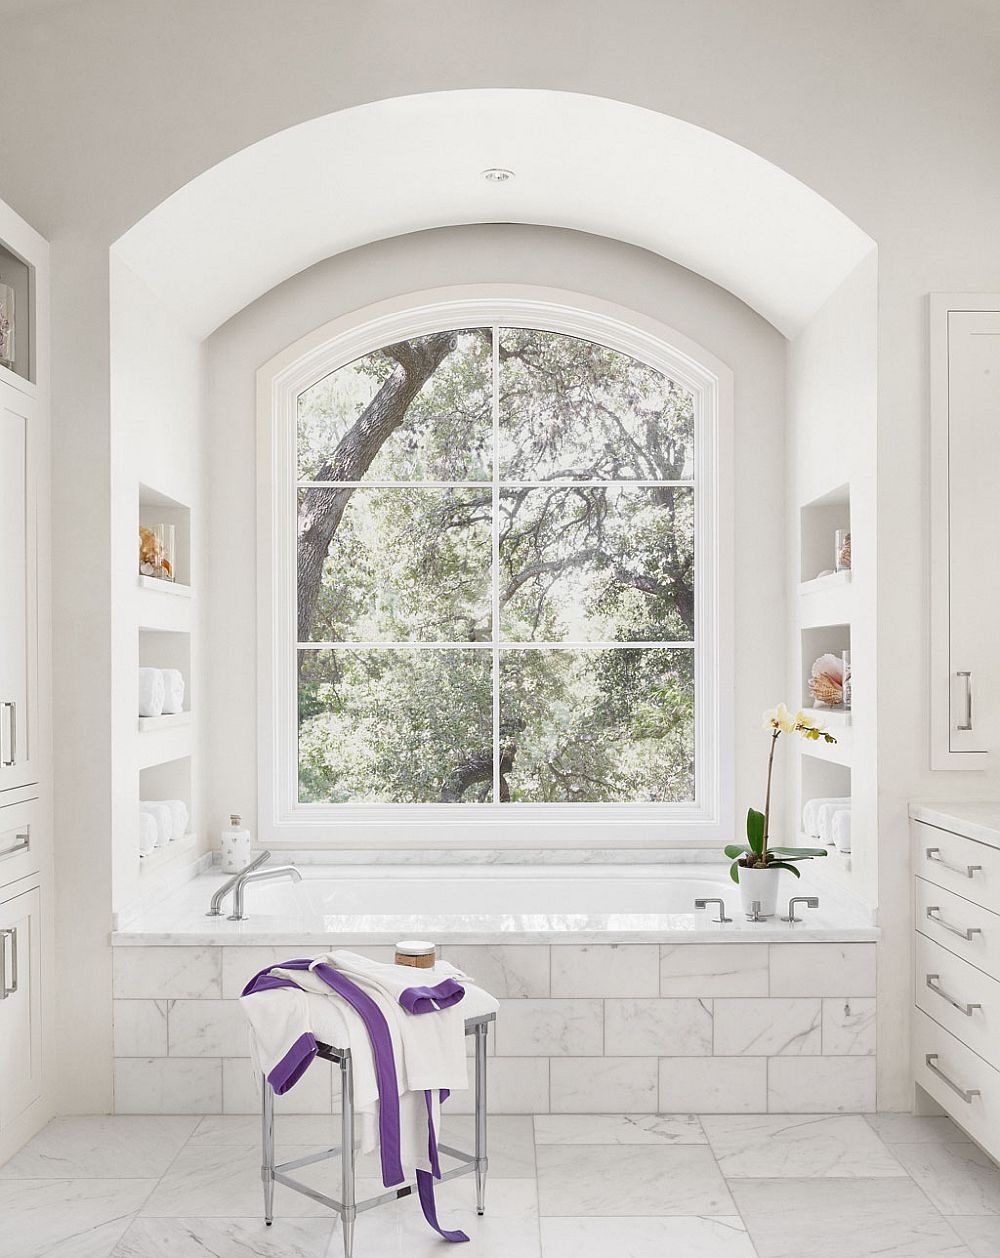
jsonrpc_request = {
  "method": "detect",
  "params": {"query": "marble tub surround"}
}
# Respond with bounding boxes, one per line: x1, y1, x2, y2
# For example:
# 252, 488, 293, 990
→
0, 1111, 997, 1258
112, 940, 878, 1116
111, 862, 877, 946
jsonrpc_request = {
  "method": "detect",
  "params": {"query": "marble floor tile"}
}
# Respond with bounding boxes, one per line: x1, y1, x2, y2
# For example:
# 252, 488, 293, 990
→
351, 1178, 541, 1258
0, 1116, 199, 1179
188, 1114, 340, 1147
949, 1215, 1000, 1257
701, 1114, 906, 1178
0, 1177, 157, 1258
139, 1143, 335, 1217
865, 1114, 973, 1145
110, 1216, 335, 1258
731, 1177, 975, 1258
533, 1113, 705, 1144
536, 1144, 734, 1216
892, 1142, 1000, 1215
440, 1115, 536, 1177
540, 1215, 759, 1258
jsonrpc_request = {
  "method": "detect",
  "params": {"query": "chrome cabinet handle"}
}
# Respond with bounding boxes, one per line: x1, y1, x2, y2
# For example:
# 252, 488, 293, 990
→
1, 701, 14, 766
926, 973, 981, 1016
0, 827, 30, 861
926, 1053, 981, 1103
956, 671, 973, 731
926, 906, 982, 941
926, 848, 983, 878
0, 927, 16, 998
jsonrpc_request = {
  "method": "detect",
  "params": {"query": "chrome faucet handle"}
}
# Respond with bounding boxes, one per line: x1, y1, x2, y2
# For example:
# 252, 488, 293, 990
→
694, 897, 732, 924
206, 849, 271, 916
781, 895, 820, 923
746, 899, 763, 922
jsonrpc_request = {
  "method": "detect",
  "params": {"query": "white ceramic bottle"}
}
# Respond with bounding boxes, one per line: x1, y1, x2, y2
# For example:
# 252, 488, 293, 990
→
220, 813, 252, 873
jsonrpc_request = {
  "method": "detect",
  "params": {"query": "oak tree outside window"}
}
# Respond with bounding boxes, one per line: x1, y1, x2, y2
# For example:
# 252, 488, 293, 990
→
294, 325, 698, 807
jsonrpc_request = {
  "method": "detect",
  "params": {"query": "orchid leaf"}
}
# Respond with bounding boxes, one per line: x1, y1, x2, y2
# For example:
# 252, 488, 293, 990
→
765, 860, 802, 877
769, 846, 829, 859
746, 808, 765, 855
729, 861, 741, 884
724, 844, 750, 859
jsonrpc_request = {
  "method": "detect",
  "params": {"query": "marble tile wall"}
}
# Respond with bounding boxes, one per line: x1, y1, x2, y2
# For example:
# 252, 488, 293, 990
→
112, 942, 877, 1115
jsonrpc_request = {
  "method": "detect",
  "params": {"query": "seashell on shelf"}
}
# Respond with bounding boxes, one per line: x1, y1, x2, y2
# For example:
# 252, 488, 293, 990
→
810, 652, 843, 682
809, 672, 844, 706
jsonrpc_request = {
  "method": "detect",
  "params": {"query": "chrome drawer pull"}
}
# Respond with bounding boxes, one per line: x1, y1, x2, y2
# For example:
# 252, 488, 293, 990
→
1, 701, 14, 767
926, 906, 982, 941
927, 973, 981, 1017
0, 927, 16, 998
0, 828, 30, 861
926, 1053, 981, 1103
926, 848, 983, 878
956, 671, 973, 731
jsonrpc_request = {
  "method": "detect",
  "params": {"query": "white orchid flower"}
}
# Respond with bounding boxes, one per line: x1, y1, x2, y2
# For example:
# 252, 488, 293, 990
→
762, 703, 796, 733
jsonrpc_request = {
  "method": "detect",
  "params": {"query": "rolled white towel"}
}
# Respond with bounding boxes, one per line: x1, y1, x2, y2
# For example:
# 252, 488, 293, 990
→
140, 800, 172, 846
817, 799, 851, 844
138, 810, 158, 855
803, 796, 851, 838
832, 808, 852, 853
138, 667, 165, 718
161, 669, 185, 715
161, 799, 189, 842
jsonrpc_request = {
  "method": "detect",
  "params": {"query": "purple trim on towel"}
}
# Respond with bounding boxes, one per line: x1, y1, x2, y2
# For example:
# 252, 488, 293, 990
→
399, 977, 466, 1015
268, 1032, 318, 1094
417, 1169, 470, 1243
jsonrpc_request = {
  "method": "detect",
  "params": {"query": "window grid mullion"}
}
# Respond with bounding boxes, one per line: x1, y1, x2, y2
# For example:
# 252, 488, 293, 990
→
491, 324, 501, 805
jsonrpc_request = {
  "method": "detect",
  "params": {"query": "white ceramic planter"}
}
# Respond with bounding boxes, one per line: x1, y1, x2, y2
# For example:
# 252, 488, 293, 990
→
738, 864, 781, 919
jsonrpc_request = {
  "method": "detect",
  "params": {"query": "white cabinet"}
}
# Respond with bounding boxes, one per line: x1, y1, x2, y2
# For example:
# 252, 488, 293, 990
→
910, 804, 1000, 1162
0, 381, 38, 793
930, 296, 1000, 768
0, 881, 42, 1130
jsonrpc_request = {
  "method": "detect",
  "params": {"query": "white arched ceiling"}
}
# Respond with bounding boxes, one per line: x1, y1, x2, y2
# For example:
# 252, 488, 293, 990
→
113, 89, 874, 339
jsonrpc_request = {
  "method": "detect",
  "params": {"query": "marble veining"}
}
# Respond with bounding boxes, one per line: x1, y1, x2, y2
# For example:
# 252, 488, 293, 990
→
702, 1114, 906, 1178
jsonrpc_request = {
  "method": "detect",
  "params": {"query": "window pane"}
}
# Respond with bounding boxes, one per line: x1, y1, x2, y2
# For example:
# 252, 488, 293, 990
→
298, 488, 492, 642
499, 648, 694, 802
498, 328, 694, 482
297, 328, 493, 483
298, 649, 493, 803
500, 487, 694, 641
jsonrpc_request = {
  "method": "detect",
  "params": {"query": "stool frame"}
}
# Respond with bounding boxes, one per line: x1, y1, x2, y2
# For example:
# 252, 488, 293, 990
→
261, 1012, 493, 1257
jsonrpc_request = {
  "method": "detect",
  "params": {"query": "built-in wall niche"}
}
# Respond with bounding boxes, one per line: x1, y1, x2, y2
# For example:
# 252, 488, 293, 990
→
138, 628, 191, 730
139, 753, 192, 851
800, 755, 851, 844
0, 241, 32, 384
800, 483, 851, 584
801, 623, 852, 723
138, 484, 192, 588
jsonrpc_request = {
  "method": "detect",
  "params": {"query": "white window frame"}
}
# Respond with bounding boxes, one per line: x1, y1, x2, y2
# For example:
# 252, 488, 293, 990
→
258, 285, 733, 849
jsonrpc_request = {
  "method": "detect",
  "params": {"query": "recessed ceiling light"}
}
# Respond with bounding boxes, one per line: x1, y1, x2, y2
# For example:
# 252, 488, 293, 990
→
481, 167, 515, 184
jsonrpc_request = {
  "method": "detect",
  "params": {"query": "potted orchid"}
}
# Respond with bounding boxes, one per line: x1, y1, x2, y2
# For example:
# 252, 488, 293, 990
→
725, 704, 836, 918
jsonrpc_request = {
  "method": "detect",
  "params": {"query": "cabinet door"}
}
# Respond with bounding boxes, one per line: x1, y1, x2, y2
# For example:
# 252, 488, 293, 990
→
948, 312, 1000, 755
0, 385, 37, 792
0, 883, 42, 1129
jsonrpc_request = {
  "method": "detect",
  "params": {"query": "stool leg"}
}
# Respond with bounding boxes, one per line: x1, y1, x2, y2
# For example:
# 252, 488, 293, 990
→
340, 1053, 356, 1258
474, 1022, 488, 1216
261, 1077, 275, 1226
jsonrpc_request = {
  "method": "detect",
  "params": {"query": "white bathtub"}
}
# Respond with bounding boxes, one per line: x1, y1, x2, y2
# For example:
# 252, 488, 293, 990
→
114, 862, 876, 946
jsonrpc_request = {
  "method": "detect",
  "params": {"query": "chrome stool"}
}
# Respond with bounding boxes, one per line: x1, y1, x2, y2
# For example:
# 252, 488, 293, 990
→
261, 1011, 493, 1257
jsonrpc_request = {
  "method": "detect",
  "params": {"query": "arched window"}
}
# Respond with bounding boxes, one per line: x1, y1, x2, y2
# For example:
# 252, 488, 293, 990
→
259, 295, 731, 846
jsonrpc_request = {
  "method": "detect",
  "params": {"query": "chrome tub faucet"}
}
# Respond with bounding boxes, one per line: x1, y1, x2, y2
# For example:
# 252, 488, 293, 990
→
228, 863, 302, 921
206, 849, 271, 917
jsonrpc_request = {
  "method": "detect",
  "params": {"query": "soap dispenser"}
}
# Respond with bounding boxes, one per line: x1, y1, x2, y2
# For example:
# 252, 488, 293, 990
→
220, 813, 252, 873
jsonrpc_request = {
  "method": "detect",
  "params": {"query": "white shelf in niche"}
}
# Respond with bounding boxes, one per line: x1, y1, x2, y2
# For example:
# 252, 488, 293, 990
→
137, 721, 193, 770
800, 569, 851, 597
810, 706, 852, 728
138, 711, 192, 734
137, 575, 192, 597
139, 832, 196, 873
800, 729, 854, 767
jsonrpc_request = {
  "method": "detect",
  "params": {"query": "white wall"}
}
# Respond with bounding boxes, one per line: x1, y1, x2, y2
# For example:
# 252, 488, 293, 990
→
203, 224, 786, 846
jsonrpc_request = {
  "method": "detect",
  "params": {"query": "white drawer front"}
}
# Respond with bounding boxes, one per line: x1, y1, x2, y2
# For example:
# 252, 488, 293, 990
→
916, 877, 1000, 979
915, 933, 1000, 1069
912, 820, 1000, 910
913, 1007, 1000, 1162
0, 798, 37, 890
